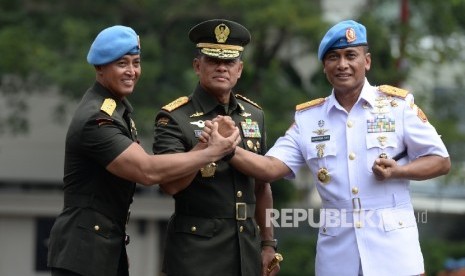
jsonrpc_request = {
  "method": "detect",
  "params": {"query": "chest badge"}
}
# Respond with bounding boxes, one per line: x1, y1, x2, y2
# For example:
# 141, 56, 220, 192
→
317, 167, 331, 184
241, 119, 261, 138
190, 120, 205, 128
200, 162, 217, 177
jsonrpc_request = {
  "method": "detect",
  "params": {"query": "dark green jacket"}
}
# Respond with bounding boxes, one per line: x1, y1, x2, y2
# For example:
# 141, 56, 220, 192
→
153, 84, 267, 276
48, 82, 136, 276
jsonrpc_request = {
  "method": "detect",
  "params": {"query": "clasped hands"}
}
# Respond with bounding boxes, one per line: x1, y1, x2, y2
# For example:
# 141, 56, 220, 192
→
200, 115, 240, 159
199, 115, 238, 142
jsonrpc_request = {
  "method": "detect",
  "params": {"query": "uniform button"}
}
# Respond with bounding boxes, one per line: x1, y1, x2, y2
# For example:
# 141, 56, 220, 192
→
398, 221, 403, 226
351, 187, 359, 195
236, 191, 243, 198
355, 221, 362, 228
191, 226, 197, 232
347, 120, 353, 128
239, 226, 244, 232
349, 152, 356, 160
322, 227, 327, 233
94, 225, 100, 231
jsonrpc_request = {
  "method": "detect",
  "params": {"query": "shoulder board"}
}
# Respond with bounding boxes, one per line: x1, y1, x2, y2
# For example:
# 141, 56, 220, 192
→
296, 98, 325, 111
235, 94, 262, 109
100, 98, 116, 116
378, 85, 409, 99
162, 96, 189, 112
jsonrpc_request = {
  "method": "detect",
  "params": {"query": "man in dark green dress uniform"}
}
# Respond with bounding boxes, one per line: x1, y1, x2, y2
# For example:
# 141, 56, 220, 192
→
47, 25, 240, 276
153, 19, 279, 276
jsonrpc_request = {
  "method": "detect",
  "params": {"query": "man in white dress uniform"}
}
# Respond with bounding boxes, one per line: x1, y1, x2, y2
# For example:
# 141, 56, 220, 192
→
203, 19, 451, 276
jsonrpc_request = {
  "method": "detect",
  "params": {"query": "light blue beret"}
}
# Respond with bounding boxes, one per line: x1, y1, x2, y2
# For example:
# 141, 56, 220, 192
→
318, 20, 368, 61
87, 25, 140, 65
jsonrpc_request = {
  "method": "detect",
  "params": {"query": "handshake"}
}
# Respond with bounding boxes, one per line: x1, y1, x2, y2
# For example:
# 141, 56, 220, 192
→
198, 115, 241, 162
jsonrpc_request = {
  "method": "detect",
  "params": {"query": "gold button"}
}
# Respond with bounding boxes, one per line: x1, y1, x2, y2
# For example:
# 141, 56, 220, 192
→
355, 221, 362, 228
94, 225, 100, 231
398, 221, 403, 226
239, 226, 244, 232
351, 187, 359, 195
191, 226, 197, 232
349, 153, 356, 160
236, 191, 243, 198
347, 120, 353, 128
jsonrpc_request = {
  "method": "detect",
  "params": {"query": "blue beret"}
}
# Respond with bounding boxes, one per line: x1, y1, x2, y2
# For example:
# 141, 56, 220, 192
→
87, 25, 140, 65
318, 20, 368, 61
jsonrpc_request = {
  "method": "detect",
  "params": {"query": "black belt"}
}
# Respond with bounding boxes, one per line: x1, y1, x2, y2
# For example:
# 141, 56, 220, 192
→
64, 193, 130, 227
175, 201, 255, 220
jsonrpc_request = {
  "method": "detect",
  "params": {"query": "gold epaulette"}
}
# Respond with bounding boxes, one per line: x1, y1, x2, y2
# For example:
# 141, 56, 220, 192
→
235, 94, 262, 109
296, 98, 325, 111
378, 85, 409, 99
100, 98, 116, 116
162, 96, 189, 112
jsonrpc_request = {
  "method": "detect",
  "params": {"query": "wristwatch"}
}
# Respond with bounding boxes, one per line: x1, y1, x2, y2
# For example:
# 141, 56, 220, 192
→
261, 239, 278, 251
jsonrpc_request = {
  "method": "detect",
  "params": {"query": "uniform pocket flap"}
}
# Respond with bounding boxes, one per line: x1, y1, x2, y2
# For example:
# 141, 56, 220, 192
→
174, 215, 216, 238
381, 208, 416, 232
77, 209, 115, 238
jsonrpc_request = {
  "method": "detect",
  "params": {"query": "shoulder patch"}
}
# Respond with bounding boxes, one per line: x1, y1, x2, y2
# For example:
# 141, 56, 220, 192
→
162, 96, 189, 112
100, 98, 116, 116
296, 98, 325, 111
378, 85, 409, 99
235, 94, 262, 109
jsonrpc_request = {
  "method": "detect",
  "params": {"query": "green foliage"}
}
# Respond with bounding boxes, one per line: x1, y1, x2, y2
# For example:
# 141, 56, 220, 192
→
421, 238, 465, 275
1, 0, 465, 210
278, 235, 317, 276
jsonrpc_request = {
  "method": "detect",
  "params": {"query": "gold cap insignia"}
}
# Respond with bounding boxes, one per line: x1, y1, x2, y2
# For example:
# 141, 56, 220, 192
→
346, 27, 356, 43
100, 98, 116, 116
215, 23, 230, 43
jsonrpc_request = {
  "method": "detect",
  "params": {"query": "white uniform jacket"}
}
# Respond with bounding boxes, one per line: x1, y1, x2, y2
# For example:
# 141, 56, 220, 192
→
267, 79, 449, 276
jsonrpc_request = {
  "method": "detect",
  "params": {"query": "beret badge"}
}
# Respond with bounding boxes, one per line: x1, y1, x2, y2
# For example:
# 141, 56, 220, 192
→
214, 23, 230, 43
346, 27, 356, 43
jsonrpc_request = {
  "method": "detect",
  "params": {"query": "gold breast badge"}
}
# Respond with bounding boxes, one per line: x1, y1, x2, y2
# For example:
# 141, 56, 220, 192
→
317, 167, 331, 184
200, 162, 217, 177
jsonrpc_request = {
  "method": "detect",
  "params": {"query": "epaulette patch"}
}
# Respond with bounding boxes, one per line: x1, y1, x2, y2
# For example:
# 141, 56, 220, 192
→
162, 96, 189, 112
296, 98, 325, 111
157, 117, 170, 127
96, 118, 114, 127
410, 103, 428, 123
100, 98, 116, 116
235, 94, 262, 109
378, 85, 409, 99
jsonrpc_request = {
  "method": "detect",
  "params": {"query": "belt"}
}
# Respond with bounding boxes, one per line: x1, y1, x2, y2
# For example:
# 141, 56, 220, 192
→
321, 192, 411, 211
175, 201, 255, 220
64, 193, 130, 227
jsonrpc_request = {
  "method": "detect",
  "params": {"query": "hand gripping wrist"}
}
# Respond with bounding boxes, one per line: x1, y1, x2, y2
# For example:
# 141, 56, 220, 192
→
221, 147, 236, 162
